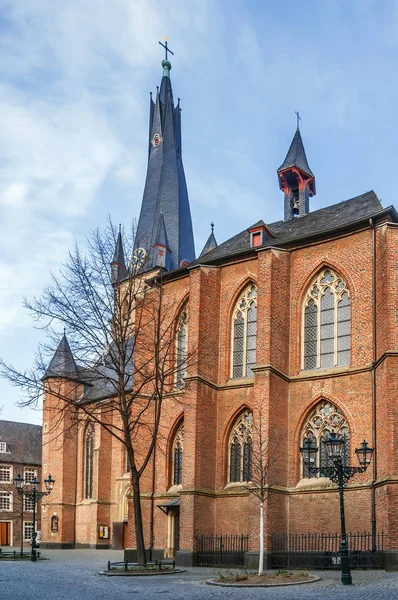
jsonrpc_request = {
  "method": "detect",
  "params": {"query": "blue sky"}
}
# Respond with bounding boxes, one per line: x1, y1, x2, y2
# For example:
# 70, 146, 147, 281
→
0, 0, 397, 424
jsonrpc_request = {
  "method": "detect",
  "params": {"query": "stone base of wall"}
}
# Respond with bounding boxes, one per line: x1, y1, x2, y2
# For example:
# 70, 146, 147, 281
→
383, 552, 398, 571
124, 548, 165, 562
40, 542, 75, 549
244, 551, 272, 570
175, 550, 197, 567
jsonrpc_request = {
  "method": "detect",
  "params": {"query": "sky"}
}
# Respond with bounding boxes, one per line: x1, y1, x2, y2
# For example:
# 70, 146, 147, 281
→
0, 0, 397, 425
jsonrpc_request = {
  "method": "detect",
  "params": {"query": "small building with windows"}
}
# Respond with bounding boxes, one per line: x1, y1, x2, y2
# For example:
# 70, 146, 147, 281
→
0, 420, 42, 547
40, 54, 398, 567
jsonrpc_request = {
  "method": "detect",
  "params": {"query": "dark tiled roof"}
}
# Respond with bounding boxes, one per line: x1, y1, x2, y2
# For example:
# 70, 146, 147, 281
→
0, 420, 42, 466
44, 333, 78, 379
278, 129, 314, 178
191, 191, 386, 265
112, 229, 128, 284
199, 229, 218, 257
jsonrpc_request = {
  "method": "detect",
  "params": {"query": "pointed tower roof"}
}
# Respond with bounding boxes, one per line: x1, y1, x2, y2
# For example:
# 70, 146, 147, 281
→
44, 332, 78, 379
199, 222, 218, 257
154, 210, 170, 249
111, 226, 128, 284
135, 50, 195, 271
278, 129, 314, 179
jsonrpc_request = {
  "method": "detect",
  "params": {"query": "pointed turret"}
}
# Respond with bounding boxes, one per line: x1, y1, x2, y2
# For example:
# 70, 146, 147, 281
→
277, 122, 316, 221
153, 211, 171, 270
111, 226, 128, 284
135, 54, 195, 271
44, 333, 78, 379
199, 222, 218, 257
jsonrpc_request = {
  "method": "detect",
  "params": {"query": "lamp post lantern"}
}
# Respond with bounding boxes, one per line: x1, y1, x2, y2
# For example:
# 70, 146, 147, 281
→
13, 473, 55, 561
300, 432, 373, 586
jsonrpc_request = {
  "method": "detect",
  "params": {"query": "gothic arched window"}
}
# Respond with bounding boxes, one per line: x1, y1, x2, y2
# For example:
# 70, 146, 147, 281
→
228, 410, 253, 483
303, 269, 350, 370
84, 424, 94, 499
301, 400, 350, 478
231, 286, 257, 378
176, 307, 188, 389
172, 424, 184, 486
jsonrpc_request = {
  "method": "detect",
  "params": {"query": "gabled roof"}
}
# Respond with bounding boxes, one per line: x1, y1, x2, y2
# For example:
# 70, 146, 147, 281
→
278, 129, 314, 178
44, 333, 78, 379
189, 191, 388, 266
0, 420, 42, 466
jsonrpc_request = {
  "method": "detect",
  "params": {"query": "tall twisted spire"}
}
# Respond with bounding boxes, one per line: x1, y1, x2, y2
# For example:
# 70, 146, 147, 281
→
135, 47, 195, 271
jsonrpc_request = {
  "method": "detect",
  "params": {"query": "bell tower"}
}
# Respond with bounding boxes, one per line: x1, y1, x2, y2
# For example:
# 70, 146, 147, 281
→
277, 115, 316, 220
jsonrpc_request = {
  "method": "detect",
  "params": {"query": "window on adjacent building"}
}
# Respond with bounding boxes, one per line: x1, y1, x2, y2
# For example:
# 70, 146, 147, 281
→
231, 286, 257, 378
228, 410, 253, 483
0, 465, 12, 483
172, 423, 184, 486
175, 306, 188, 389
0, 492, 12, 511
24, 468, 37, 483
301, 400, 350, 478
24, 521, 34, 541
303, 269, 350, 370
0, 442, 7, 453
24, 496, 34, 512
84, 424, 94, 499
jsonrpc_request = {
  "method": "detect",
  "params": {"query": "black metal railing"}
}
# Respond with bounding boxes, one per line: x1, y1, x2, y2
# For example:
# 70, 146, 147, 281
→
195, 534, 249, 567
270, 531, 385, 569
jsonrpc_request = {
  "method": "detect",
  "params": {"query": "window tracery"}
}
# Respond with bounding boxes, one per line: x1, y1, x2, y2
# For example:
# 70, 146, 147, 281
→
176, 307, 188, 389
228, 410, 253, 483
231, 286, 257, 378
172, 424, 184, 486
301, 400, 350, 478
303, 269, 350, 370
84, 424, 94, 499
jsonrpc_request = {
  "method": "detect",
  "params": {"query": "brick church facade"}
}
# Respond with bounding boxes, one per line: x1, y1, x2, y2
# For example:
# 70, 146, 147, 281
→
40, 54, 398, 567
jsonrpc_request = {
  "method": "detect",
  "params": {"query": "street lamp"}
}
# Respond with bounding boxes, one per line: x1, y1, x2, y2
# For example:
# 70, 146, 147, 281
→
13, 473, 55, 562
300, 432, 373, 586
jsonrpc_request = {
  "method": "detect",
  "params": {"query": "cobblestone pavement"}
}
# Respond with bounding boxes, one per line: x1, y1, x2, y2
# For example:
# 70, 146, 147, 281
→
2, 549, 398, 599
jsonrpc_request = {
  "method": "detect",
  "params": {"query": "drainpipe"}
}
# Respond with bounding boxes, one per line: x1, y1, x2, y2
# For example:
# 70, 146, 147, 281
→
149, 444, 156, 561
369, 218, 377, 552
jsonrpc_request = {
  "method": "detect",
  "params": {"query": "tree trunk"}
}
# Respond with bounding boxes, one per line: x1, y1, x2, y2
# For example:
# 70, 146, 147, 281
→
131, 467, 146, 566
258, 500, 264, 575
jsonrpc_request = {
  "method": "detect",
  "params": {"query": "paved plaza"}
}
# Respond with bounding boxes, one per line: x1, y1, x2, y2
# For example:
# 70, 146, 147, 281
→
2, 549, 398, 599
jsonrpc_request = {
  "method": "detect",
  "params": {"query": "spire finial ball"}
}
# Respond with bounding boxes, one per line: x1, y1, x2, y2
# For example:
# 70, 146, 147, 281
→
162, 59, 171, 71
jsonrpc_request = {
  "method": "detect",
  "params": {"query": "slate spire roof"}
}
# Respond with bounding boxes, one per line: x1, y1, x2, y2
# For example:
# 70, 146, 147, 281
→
135, 58, 195, 271
44, 332, 78, 379
278, 128, 314, 179
199, 222, 218, 257
154, 210, 170, 249
111, 226, 128, 284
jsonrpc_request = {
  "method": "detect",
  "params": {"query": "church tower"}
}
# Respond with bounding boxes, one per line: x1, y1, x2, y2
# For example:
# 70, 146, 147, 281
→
277, 120, 316, 220
134, 45, 195, 271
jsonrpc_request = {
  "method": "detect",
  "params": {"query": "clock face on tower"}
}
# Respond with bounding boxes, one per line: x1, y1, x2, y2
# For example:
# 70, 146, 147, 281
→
131, 247, 147, 268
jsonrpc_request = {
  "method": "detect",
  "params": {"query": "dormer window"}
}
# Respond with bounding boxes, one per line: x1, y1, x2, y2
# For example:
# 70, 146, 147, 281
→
248, 224, 274, 248
0, 442, 6, 453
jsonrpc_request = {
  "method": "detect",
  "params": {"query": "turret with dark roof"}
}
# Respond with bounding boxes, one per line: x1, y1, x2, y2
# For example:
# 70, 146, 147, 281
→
199, 222, 218, 257
111, 226, 128, 284
135, 56, 195, 271
278, 123, 316, 220
44, 332, 78, 379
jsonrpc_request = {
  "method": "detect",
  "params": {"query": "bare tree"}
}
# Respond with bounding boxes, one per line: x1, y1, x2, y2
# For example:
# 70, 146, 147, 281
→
246, 402, 279, 575
0, 220, 194, 566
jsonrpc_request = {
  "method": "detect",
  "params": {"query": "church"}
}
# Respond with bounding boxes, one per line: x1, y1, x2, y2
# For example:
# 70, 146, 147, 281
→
40, 50, 398, 569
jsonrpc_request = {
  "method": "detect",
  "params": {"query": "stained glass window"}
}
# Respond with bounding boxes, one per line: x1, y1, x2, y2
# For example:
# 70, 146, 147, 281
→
84, 424, 94, 499
172, 424, 184, 486
301, 400, 350, 478
176, 307, 188, 389
231, 286, 257, 378
228, 410, 253, 483
303, 269, 350, 370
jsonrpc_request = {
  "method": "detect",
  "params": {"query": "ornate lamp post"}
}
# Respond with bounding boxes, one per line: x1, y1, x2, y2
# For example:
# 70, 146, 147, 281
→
300, 432, 373, 586
13, 473, 55, 562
